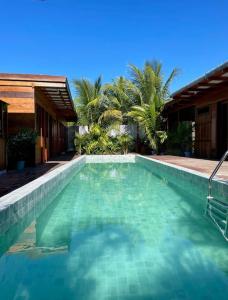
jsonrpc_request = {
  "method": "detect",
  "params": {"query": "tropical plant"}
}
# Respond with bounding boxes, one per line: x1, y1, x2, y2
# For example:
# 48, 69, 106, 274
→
127, 61, 178, 152
128, 61, 178, 105
87, 124, 119, 154
74, 60, 178, 154
74, 76, 135, 154
167, 122, 193, 155
117, 133, 133, 154
74, 132, 87, 155
99, 77, 135, 127
74, 76, 103, 126
128, 100, 167, 151
74, 124, 120, 155
8, 128, 38, 162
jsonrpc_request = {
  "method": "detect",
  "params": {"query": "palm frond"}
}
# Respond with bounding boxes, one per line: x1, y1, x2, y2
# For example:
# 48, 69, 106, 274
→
162, 68, 179, 99
99, 109, 122, 124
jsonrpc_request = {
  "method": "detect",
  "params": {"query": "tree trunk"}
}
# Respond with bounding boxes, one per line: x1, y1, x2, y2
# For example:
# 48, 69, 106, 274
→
136, 124, 140, 153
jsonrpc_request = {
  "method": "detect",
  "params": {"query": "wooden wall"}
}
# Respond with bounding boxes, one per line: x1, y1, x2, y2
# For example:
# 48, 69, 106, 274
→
35, 90, 67, 164
167, 84, 228, 158
0, 85, 35, 135
8, 113, 35, 135
194, 92, 226, 158
0, 81, 68, 166
195, 106, 211, 158
0, 86, 35, 113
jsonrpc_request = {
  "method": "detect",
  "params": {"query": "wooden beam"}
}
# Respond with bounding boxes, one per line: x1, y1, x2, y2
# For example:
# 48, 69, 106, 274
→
0, 73, 66, 83
0, 91, 34, 98
0, 80, 66, 88
33, 82, 66, 88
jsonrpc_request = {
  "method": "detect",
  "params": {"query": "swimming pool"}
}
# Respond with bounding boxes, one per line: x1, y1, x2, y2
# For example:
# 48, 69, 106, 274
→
0, 156, 228, 299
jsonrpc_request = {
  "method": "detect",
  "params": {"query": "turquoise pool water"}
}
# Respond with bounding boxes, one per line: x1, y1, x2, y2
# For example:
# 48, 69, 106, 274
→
0, 162, 228, 300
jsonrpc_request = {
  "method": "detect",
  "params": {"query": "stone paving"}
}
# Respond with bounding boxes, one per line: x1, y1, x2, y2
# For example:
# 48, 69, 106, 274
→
0, 153, 78, 198
151, 155, 228, 181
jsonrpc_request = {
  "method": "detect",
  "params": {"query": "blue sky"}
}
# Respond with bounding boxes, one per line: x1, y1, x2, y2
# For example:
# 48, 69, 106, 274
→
1, 0, 227, 95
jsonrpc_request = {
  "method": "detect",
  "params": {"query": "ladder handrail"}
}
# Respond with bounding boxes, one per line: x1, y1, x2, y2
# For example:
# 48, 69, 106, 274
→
208, 150, 228, 198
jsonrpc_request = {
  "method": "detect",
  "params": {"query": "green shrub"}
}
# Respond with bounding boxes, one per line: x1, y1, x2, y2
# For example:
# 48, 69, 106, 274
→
117, 134, 133, 154
8, 128, 38, 163
167, 122, 193, 155
74, 126, 134, 155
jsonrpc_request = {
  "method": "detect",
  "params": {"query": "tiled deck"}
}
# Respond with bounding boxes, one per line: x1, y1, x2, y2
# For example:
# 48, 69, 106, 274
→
0, 153, 78, 197
151, 155, 228, 181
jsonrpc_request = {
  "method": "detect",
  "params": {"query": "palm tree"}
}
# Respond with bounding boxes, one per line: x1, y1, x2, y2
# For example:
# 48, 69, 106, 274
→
74, 76, 103, 126
129, 61, 178, 105
74, 132, 87, 155
128, 98, 167, 151
99, 76, 134, 127
128, 61, 178, 152
118, 133, 133, 154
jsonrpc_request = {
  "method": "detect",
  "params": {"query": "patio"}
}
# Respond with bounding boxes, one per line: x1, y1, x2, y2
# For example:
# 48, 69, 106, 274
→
151, 155, 228, 181
0, 153, 78, 197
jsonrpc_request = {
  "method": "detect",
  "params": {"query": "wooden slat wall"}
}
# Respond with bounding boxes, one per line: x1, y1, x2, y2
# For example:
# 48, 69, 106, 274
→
35, 90, 67, 164
0, 86, 35, 113
0, 79, 68, 165
0, 85, 35, 139
195, 107, 211, 158
8, 113, 35, 135
35, 89, 58, 119
35, 107, 66, 164
50, 119, 66, 157
166, 84, 228, 158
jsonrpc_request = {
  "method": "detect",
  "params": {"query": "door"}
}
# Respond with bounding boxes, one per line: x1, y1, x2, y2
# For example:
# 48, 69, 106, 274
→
195, 106, 211, 158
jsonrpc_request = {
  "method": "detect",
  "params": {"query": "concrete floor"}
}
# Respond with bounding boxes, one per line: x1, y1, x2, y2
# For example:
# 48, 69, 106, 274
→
151, 155, 228, 181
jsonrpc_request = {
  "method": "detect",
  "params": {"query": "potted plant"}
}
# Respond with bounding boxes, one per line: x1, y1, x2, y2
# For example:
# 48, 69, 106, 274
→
8, 128, 37, 171
167, 122, 193, 157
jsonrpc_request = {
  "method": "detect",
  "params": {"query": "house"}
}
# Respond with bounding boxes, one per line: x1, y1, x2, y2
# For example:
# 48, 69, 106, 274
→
165, 62, 228, 159
0, 73, 77, 166
0, 100, 7, 172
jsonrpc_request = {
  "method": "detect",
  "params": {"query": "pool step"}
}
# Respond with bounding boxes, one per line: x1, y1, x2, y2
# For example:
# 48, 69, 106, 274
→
205, 196, 228, 241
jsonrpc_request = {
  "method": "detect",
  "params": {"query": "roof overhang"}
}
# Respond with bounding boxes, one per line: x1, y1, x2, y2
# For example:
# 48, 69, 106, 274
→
0, 73, 77, 122
166, 62, 228, 108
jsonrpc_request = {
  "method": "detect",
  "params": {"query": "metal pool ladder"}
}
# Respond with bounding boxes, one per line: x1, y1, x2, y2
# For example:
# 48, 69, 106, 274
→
205, 150, 228, 241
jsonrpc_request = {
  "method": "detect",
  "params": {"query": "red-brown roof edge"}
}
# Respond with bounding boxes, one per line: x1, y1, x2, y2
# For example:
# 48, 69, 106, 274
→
0, 73, 67, 83
171, 61, 228, 99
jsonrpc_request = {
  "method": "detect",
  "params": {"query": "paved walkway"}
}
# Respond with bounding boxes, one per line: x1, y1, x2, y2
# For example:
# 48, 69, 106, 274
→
0, 153, 78, 198
151, 155, 228, 181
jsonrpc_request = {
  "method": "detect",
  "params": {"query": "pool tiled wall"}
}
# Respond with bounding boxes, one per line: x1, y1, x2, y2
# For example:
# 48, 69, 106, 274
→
136, 155, 228, 204
1, 154, 227, 237
86, 155, 136, 163
0, 156, 86, 234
